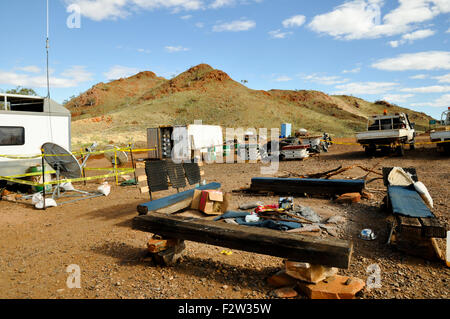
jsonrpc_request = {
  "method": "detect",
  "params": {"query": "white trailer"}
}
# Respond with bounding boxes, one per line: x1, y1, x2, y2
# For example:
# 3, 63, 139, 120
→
0, 93, 71, 178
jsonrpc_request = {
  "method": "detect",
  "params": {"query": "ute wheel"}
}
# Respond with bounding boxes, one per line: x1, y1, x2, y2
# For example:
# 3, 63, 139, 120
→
409, 143, 415, 150
365, 146, 375, 156
396, 145, 405, 156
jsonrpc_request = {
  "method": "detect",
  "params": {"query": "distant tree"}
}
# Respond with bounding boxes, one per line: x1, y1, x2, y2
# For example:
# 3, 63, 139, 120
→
5, 86, 38, 96
241, 80, 248, 85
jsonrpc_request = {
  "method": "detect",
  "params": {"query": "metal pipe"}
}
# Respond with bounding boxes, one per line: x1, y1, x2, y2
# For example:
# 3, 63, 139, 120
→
129, 144, 137, 187
41, 149, 46, 210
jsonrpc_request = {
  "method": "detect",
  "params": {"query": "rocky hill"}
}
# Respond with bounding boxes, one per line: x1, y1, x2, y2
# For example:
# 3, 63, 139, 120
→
67, 64, 433, 148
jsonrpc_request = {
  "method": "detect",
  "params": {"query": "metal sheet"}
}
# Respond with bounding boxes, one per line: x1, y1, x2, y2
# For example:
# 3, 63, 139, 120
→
166, 160, 186, 189
183, 162, 201, 185
145, 160, 169, 192
388, 185, 435, 218
147, 128, 160, 159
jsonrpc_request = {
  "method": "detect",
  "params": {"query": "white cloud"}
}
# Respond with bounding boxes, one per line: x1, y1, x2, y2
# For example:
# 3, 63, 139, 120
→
402, 28, 435, 41
65, 0, 129, 21
131, 0, 203, 11
282, 15, 306, 28
447, 27, 450, 33
434, 73, 450, 83
195, 22, 204, 28
410, 74, 429, 79
342, 67, 361, 74
389, 40, 399, 48
165, 46, 190, 52
410, 94, 450, 107
400, 85, 450, 93
210, 0, 263, 9
66, 0, 263, 21
390, 28, 436, 47
308, 0, 449, 40
333, 81, 399, 95
104, 65, 139, 80
210, 0, 234, 9
303, 74, 349, 85
274, 76, 292, 82
382, 93, 414, 103
212, 20, 256, 32
16, 66, 42, 73
372, 51, 450, 71
180, 15, 192, 19
0, 66, 93, 88
137, 48, 151, 53
269, 29, 293, 39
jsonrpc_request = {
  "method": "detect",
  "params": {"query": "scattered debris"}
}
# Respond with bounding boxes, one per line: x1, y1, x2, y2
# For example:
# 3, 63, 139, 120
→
326, 215, 346, 225
267, 270, 297, 288
296, 275, 365, 299
239, 201, 264, 210
285, 261, 338, 284
336, 193, 361, 204
272, 287, 298, 298
359, 229, 377, 241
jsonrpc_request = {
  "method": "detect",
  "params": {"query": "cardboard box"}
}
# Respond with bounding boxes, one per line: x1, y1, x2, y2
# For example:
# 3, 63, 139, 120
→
199, 190, 223, 215
191, 189, 203, 210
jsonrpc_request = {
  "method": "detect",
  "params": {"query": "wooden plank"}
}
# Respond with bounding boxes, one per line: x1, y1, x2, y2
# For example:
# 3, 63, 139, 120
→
137, 182, 221, 215
137, 175, 148, 183
419, 218, 447, 238
132, 213, 353, 269
250, 178, 365, 196
155, 198, 192, 215
140, 186, 149, 194
136, 162, 145, 169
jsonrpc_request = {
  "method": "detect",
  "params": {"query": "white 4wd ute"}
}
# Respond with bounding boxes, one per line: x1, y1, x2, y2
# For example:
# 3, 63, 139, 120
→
356, 113, 416, 156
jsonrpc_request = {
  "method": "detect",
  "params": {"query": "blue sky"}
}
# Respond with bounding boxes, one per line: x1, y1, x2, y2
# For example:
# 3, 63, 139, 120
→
0, 0, 449, 119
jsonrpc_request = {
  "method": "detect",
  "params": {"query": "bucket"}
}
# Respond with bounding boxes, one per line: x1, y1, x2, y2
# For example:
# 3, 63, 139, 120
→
29, 166, 52, 193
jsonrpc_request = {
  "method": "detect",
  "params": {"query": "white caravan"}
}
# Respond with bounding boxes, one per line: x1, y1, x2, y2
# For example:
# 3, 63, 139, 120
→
0, 93, 71, 177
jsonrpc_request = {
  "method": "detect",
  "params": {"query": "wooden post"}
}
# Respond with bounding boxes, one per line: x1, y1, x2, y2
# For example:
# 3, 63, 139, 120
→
114, 149, 118, 186
129, 144, 137, 187
81, 148, 86, 186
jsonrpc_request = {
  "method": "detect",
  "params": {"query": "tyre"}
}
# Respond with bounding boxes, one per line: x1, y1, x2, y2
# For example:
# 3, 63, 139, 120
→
409, 143, 415, 150
396, 145, 405, 156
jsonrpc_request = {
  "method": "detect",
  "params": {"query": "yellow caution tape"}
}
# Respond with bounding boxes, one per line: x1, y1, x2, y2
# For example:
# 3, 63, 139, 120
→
0, 168, 135, 187
321, 140, 450, 147
0, 148, 157, 160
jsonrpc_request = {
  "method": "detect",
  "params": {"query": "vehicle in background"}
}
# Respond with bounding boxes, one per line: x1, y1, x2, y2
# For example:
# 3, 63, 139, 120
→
430, 107, 450, 154
356, 112, 416, 156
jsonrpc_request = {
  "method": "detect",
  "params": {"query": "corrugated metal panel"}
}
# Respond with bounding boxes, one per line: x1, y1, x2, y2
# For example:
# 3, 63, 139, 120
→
147, 128, 160, 159
388, 185, 434, 218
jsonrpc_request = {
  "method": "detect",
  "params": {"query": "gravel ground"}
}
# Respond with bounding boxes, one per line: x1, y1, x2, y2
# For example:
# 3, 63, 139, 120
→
0, 138, 448, 299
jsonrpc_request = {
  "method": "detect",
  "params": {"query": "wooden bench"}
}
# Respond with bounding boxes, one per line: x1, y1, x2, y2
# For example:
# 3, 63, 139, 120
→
383, 167, 446, 260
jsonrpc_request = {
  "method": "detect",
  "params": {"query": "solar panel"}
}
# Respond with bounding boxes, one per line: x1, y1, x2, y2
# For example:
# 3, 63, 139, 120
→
145, 160, 169, 192
166, 160, 187, 189
183, 162, 201, 185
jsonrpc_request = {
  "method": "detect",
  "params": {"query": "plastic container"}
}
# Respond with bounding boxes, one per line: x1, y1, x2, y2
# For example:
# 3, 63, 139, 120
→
29, 166, 52, 193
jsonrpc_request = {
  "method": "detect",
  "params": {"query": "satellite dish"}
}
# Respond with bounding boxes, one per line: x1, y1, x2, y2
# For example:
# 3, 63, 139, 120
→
42, 143, 82, 179
104, 145, 128, 166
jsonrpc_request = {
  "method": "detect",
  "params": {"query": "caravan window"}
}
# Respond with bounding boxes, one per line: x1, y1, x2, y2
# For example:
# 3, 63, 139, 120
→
0, 127, 25, 146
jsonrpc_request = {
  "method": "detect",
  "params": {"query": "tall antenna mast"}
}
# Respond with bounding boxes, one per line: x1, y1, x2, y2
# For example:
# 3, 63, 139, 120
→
46, 0, 50, 98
